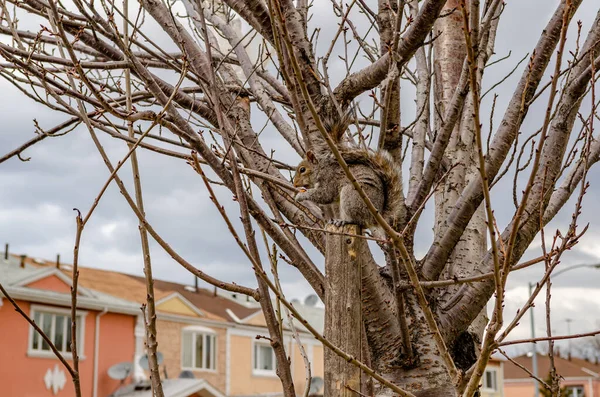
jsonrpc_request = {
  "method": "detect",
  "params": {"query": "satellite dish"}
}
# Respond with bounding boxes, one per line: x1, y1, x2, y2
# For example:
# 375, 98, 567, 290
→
108, 362, 133, 380
290, 298, 300, 305
139, 352, 164, 370
179, 370, 195, 379
112, 384, 137, 396
309, 376, 324, 394
304, 294, 320, 307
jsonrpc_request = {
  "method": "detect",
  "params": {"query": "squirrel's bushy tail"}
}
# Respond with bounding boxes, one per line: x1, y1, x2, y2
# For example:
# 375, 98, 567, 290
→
372, 150, 404, 227
319, 105, 404, 227
340, 148, 404, 227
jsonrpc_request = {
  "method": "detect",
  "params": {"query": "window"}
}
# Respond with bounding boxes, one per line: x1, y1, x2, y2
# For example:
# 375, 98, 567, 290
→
182, 328, 216, 371
253, 342, 276, 375
482, 369, 497, 391
565, 386, 585, 397
28, 306, 85, 358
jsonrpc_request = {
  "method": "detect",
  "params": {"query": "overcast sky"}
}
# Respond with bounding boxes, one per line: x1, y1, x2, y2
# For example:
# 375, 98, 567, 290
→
1, 0, 600, 354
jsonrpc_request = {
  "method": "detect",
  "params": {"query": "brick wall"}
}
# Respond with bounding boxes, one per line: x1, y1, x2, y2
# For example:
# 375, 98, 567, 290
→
155, 319, 227, 393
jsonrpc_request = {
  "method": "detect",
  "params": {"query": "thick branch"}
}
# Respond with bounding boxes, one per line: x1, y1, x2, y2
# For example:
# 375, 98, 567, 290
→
333, 0, 447, 104
422, 0, 583, 281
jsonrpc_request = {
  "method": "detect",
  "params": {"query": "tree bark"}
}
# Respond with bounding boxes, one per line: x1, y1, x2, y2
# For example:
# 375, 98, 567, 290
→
324, 224, 363, 397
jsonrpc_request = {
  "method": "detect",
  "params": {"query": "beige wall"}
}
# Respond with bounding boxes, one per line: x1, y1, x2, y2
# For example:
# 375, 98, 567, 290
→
480, 361, 504, 397
151, 317, 325, 396
228, 333, 325, 396
243, 312, 267, 327
312, 345, 324, 379
292, 342, 308, 392
155, 319, 227, 393
229, 334, 283, 395
503, 381, 532, 397
291, 341, 324, 393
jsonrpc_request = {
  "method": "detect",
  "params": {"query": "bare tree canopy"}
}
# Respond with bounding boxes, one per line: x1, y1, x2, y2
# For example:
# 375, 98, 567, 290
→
1, 0, 600, 396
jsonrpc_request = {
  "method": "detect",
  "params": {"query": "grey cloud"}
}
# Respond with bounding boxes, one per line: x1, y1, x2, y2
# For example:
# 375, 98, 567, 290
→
1, 0, 600, 320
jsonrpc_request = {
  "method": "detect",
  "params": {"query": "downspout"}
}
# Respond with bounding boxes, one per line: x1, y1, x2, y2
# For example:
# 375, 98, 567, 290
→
132, 314, 146, 382
93, 307, 109, 397
225, 328, 230, 396
589, 377, 594, 397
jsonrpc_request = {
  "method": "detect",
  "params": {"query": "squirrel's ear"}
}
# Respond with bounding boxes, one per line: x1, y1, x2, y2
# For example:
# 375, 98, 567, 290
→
306, 150, 317, 164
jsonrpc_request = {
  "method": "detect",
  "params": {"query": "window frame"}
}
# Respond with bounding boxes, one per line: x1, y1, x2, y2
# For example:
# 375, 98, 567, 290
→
27, 304, 87, 360
565, 385, 585, 397
180, 327, 217, 372
481, 368, 498, 392
252, 340, 277, 377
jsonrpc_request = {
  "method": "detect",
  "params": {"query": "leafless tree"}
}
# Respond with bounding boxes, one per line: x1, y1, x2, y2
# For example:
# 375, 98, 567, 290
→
573, 324, 600, 362
1, 0, 600, 396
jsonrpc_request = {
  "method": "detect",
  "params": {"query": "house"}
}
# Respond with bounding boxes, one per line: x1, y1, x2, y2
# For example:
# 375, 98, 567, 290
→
481, 357, 505, 397
16, 252, 325, 397
0, 251, 141, 397
504, 352, 600, 396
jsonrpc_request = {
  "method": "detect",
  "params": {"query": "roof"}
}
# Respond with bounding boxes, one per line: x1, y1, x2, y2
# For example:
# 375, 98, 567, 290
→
5, 252, 325, 333
131, 276, 259, 321
113, 379, 225, 397
292, 303, 325, 334
568, 356, 600, 375
504, 353, 600, 380
0, 254, 140, 315
10, 252, 261, 323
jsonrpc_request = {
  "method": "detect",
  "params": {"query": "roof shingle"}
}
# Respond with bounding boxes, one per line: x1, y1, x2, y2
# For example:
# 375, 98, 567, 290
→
504, 353, 600, 379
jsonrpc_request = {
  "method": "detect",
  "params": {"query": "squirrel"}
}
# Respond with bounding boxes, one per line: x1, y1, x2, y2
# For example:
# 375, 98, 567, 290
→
292, 112, 404, 230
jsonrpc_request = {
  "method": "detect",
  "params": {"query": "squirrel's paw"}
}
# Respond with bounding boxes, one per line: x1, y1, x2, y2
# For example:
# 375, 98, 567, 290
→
295, 191, 309, 202
327, 219, 350, 227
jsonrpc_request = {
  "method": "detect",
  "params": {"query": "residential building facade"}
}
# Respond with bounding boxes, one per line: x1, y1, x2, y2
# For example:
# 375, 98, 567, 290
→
481, 358, 505, 397
504, 353, 600, 396
4, 252, 325, 397
0, 253, 140, 397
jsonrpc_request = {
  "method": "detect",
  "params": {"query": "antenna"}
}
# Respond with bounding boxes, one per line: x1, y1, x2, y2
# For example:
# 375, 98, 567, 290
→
304, 294, 319, 307
107, 362, 133, 381
179, 370, 195, 379
139, 352, 164, 370
309, 376, 324, 394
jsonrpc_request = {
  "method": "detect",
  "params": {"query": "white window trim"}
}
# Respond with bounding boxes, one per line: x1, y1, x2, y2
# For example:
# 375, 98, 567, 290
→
28, 304, 87, 360
481, 368, 498, 392
252, 340, 277, 377
182, 325, 216, 334
565, 385, 585, 397
180, 329, 217, 372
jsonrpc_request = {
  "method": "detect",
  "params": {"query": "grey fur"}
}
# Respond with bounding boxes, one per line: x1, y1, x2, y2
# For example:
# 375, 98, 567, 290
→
294, 148, 403, 229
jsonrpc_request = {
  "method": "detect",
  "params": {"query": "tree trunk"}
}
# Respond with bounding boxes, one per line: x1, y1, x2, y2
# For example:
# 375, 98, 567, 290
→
324, 224, 362, 396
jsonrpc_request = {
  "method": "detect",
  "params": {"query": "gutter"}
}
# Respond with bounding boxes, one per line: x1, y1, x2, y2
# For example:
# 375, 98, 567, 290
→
92, 307, 108, 397
0, 286, 140, 315
157, 311, 318, 338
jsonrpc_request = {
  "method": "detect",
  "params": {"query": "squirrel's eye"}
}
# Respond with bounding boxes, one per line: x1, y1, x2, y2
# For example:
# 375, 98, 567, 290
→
299, 167, 306, 173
